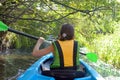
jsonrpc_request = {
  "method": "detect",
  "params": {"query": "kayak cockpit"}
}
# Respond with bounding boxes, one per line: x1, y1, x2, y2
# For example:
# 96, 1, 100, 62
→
40, 55, 87, 80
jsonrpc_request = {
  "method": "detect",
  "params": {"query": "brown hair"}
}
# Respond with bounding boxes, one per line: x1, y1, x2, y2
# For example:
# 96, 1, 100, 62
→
59, 23, 74, 41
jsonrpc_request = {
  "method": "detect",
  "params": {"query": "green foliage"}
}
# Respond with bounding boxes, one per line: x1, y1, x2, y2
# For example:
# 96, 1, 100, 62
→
90, 21, 120, 68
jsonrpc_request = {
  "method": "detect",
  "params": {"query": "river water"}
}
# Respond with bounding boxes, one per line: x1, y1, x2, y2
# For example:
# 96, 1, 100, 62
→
0, 51, 120, 80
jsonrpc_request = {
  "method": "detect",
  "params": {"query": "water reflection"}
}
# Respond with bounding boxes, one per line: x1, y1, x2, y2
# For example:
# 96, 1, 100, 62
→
0, 57, 5, 80
6, 69, 24, 80
0, 52, 38, 80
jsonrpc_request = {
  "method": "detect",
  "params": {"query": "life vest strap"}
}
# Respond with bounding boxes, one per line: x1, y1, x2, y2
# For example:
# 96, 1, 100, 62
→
54, 41, 64, 68
73, 41, 78, 66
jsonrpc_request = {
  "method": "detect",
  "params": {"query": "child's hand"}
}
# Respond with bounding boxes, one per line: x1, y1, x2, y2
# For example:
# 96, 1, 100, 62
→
37, 37, 45, 44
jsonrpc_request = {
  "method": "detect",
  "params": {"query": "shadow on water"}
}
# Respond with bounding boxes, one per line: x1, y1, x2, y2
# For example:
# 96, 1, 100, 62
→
0, 51, 38, 80
0, 57, 5, 80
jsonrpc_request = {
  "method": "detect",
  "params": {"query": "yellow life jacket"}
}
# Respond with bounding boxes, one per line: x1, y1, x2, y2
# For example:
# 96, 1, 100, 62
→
50, 40, 79, 69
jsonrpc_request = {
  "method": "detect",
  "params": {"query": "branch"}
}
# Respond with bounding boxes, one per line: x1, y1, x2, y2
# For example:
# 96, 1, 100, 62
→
0, 10, 78, 23
50, 0, 112, 15
0, 14, 47, 22
42, 0, 63, 23
9, 0, 36, 23
43, 0, 78, 23
50, 0, 90, 14
91, 6, 112, 12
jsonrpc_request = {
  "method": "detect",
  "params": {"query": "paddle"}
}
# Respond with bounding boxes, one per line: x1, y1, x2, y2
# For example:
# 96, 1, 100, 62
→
80, 47, 98, 62
0, 21, 98, 62
0, 21, 39, 40
80, 52, 98, 62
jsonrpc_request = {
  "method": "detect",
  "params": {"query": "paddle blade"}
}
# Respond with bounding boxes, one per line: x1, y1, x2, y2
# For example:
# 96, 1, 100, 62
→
86, 52, 98, 62
0, 21, 8, 31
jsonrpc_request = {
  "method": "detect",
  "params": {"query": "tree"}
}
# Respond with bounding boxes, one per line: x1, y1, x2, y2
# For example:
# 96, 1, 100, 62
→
0, 0, 120, 49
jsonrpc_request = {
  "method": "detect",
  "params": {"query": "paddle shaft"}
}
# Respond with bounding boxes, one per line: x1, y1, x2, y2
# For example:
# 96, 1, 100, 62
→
79, 52, 86, 55
8, 28, 39, 40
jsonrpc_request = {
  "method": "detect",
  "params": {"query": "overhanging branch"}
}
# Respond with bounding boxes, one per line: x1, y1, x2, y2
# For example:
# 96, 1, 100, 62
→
0, 11, 78, 23
50, 0, 112, 15
50, 0, 90, 14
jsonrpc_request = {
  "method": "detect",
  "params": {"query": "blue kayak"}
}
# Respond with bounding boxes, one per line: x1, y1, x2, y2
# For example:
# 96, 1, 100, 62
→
17, 53, 105, 80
